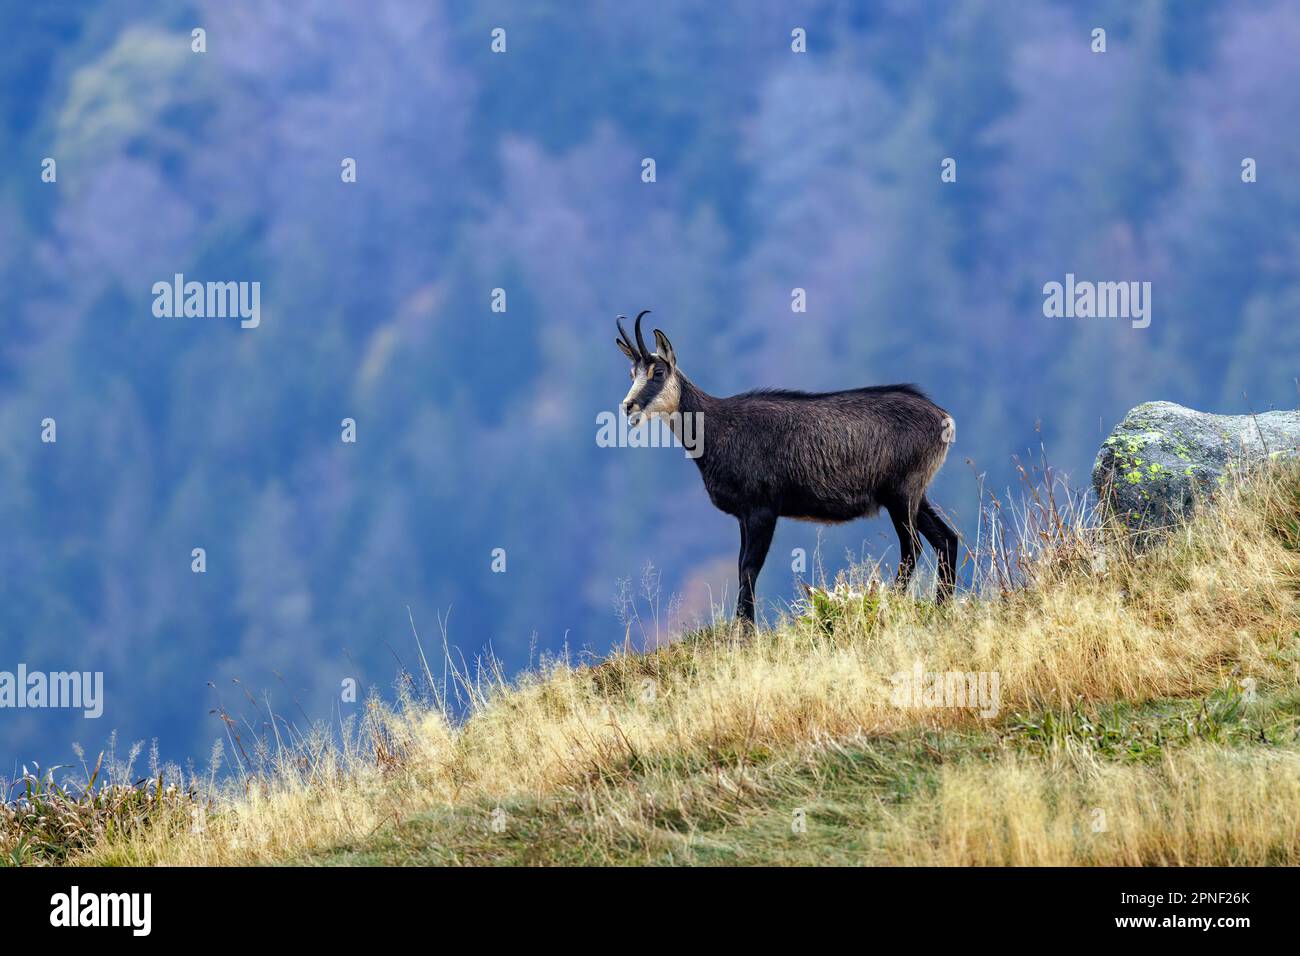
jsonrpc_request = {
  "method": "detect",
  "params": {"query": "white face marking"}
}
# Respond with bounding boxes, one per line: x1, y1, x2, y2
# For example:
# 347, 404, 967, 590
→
621, 365, 648, 424
621, 358, 680, 425
644, 369, 681, 419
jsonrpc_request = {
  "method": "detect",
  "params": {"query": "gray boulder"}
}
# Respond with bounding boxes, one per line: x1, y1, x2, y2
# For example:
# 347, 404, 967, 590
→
1091, 401, 1300, 533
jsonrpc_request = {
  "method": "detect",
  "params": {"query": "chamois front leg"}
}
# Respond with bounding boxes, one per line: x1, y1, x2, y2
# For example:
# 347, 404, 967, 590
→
736, 509, 777, 625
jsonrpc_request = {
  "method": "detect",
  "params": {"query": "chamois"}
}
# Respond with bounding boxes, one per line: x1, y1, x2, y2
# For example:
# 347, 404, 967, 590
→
615, 311, 958, 624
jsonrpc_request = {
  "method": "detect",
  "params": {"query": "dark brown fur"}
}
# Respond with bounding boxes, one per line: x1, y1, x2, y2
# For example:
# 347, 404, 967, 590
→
617, 314, 958, 623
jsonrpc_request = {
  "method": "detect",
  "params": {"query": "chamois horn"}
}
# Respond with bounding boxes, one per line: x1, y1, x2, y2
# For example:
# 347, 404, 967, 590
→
634, 310, 652, 360
616, 315, 638, 358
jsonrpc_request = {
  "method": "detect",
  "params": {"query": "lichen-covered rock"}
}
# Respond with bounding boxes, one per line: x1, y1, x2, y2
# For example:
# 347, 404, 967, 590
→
1092, 401, 1300, 534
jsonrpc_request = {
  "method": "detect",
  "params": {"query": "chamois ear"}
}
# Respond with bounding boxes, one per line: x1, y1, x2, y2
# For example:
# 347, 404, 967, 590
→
653, 329, 676, 368
616, 337, 636, 361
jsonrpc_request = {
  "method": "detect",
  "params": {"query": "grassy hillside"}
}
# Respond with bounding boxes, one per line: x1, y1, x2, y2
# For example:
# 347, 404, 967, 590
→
8, 464, 1300, 867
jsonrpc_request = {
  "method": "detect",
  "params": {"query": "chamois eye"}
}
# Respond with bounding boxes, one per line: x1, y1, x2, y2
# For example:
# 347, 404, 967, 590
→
653, 365, 664, 378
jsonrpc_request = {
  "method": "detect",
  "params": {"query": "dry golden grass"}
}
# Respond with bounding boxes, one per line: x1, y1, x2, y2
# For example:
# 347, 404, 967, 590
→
880, 746, 1300, 865
57, 463, 1300, 866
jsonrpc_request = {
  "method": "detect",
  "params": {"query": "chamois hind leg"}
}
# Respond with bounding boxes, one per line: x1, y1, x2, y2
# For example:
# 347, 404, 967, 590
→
916, 495, 958, 603
885, 497, 922, 592
735, 518, 748, 618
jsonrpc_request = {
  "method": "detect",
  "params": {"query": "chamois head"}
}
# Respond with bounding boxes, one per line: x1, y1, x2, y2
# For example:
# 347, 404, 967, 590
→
615, 310, 679, 426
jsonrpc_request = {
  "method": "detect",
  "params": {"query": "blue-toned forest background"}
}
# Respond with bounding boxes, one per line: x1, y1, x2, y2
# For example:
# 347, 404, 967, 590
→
2, 0, 1298, 770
